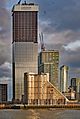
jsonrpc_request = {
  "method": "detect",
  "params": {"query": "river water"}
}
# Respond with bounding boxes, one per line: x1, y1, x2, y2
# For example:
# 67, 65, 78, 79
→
0, 109, 80, 119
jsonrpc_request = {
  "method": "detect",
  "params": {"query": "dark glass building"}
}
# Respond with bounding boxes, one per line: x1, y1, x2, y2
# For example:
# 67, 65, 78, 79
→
12, 5, 38, 43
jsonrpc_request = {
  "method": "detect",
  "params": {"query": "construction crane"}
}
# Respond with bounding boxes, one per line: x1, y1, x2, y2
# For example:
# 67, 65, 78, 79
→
18, 0, 21, 4
39, 32, 45, 51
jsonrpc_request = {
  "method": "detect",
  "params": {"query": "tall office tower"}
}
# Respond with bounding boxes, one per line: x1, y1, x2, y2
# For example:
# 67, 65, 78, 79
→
0, 84, 7, 103
71, 78, 80, 93
12, 2, 39, 101
38, 50, 59, 88
60, 65, 69, 93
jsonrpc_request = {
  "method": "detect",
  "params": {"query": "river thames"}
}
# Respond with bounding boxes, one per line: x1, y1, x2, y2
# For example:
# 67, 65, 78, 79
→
0, 109, 80, 119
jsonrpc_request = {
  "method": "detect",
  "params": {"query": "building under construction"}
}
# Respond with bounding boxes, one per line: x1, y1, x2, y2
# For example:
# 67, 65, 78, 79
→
12, 1, 39, 101
24, 73, 68, 105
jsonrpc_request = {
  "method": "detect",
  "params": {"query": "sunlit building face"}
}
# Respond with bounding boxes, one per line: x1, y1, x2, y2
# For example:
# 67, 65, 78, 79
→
12, 3, 39, 101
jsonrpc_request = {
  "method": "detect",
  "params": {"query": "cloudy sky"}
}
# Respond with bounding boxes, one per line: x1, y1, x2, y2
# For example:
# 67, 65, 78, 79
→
0, 0, 80, 100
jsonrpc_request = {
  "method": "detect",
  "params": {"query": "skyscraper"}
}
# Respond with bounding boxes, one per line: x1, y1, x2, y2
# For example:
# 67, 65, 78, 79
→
0, 84, 7, 103
38, 50, 59, 88
60, 65, 69, 92
12, 2, 39, 101
71, 78, 80, 93
71, 78, 80, 100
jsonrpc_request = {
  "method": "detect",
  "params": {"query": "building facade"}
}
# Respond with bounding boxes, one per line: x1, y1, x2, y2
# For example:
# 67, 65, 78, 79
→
24, 73, 68, 105
71, 78, 80, 93
12, 2, 39, 101
38, 50, 59, 89
71, 78, 80, 100
0, 84, 7, 103
60, 65, 69, 93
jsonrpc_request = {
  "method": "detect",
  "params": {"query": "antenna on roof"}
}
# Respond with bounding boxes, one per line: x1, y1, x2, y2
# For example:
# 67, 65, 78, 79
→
18, 0, 21, 4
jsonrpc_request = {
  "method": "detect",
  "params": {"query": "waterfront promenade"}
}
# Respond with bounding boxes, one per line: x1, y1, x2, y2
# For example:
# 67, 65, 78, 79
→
1, 104, 80, 109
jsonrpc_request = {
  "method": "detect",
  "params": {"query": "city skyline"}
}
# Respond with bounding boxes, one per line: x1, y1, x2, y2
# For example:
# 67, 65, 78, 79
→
0, 0, 80, 100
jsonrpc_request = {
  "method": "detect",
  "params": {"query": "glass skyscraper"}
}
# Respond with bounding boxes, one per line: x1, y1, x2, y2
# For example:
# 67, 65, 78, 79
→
38, 50, 59, 89
60, 65, 69, 92
12, 2, 39, 101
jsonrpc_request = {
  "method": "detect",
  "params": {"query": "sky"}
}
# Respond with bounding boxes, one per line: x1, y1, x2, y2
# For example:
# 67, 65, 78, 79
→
0, 0, 80, 100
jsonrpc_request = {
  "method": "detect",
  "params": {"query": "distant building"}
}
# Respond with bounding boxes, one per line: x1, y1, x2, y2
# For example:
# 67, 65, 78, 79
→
71, 78, 80, 100
63, 87, 76, 100
38, 50, 59, 89
60, 65, 69, 92
12, 2, 39, 101
24, 72, 68, 105
71, 78, 80, 93
0, 84, 7, 103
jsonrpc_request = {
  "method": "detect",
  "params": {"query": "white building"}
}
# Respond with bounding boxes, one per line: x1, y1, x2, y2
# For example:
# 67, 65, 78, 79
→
60, 65, 69, 92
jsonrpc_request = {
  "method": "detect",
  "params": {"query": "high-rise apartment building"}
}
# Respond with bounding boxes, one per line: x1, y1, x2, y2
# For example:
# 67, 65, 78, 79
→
38, 50, 59, 88
12, 2, 39, 101
60, 65, 69, 92
0, 84, 7, 103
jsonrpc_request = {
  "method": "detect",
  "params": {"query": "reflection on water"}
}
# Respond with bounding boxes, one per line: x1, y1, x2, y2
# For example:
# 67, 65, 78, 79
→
0, 109, 80, 119
56, 110, 80, 119
0, 109, 40, 119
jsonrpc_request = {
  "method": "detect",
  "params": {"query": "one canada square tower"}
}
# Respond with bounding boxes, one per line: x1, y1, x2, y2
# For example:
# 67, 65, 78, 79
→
12, 1, 39, 101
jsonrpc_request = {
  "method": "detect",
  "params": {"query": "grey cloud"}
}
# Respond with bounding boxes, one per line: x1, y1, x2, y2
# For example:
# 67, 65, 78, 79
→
36, 0, 80, 32
0, 0, 11, 87
0, 0, 11, 65
63, 40, 80, 51
0, 8, 11, 39
60, 50, 80, 68
0, 68, 11, 78
0, 0, 7, 7
0, 43, 11, 65
42, 30, 80, 48
0, 62, 11, 78
67, 54, 80, 68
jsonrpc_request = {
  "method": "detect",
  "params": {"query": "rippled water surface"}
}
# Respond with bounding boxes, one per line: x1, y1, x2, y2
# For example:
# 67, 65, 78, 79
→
0, 109, 80, 119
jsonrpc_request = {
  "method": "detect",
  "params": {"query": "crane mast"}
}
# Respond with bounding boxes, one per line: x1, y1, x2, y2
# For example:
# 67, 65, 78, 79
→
39, 32, 45, 51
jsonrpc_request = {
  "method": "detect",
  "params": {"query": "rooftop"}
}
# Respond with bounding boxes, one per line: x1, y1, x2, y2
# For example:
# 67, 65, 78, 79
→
12, 1, 39, 12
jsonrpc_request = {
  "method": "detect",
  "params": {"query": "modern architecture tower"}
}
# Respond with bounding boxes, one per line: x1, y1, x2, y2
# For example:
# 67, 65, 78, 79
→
71, 78, 80, 93
0, 84, 7, 103
71, 78, 80, 100
60, 65, 69, 92
38, 50, 59, 89
12, 2, 39, 101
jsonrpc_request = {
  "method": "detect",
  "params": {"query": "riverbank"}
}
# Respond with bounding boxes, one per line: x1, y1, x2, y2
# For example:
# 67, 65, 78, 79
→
1, 104, 80, 110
